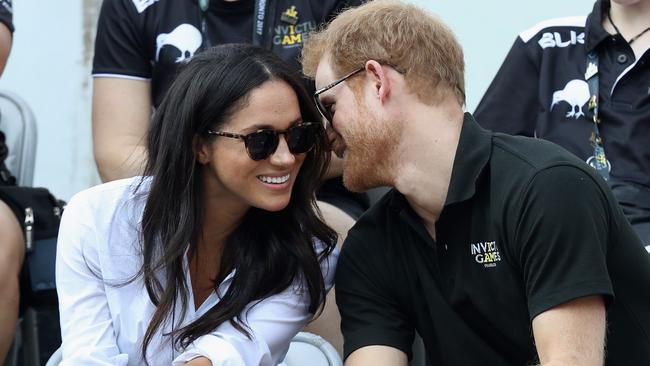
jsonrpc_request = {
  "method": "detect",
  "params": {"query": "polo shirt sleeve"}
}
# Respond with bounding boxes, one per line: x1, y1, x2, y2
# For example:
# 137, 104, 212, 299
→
474, 36, 539, 136
335, 232, 414, 361
92, 0, 151, 79
512, 164, 614, 320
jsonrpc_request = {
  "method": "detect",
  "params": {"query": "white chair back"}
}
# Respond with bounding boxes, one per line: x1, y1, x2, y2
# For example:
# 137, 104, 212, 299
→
283, 331, 343, 366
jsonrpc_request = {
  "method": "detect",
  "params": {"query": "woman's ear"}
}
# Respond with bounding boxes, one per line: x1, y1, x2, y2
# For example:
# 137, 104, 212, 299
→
193, 135, 210, 165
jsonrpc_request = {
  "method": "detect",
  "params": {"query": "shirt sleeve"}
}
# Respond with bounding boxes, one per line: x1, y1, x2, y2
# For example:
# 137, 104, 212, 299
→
56, 193, 129, 365
92, 0, 151, 79
173, 240, 339, 366
474, 36, 539, 136
335, 232, 414, 361
513, 165, 614, 320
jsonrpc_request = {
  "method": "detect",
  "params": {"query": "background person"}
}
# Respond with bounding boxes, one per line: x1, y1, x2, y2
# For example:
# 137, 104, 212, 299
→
475, 0, 650, 251
57, 44, 337, 365
301, 0, 650, 365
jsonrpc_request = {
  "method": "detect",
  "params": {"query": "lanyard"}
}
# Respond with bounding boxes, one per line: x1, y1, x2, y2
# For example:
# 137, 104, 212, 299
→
198, 0, 273, 49
585, 52, 610, 180
252, 0, 272, 47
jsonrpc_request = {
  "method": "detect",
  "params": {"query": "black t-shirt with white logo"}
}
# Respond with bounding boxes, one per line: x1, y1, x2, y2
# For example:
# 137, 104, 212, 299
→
335, 113, 650, 365
475, 0, 650, 218
93, 0, 359, 106
92, 0, 369, 217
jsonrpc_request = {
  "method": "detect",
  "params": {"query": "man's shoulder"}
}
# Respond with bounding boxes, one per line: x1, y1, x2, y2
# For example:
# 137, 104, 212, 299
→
343, 189, 401, 253
349, 189, 397, 231
486, 133, 606, 208
491, 133, 587, 173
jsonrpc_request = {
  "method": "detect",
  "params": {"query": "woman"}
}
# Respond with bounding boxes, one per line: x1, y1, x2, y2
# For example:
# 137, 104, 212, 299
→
56, 44, 337, 365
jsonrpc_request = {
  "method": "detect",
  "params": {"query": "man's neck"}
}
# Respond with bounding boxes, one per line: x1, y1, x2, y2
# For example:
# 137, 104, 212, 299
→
392, 99, 464, 233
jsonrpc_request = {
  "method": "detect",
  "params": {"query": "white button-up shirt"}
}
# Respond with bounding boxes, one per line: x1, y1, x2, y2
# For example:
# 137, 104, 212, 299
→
56, 178, 337, 365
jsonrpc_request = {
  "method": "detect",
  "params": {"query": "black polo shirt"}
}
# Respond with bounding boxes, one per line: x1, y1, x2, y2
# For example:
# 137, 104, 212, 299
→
475, 0, 650, 218
335, 113, 650, 365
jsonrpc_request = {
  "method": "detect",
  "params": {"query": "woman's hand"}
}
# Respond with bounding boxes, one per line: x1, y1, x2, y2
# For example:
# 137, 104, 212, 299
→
185, 356, 212, 366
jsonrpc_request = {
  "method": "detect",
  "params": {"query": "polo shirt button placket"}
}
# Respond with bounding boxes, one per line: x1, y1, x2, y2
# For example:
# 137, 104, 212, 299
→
617, 54, 628, 64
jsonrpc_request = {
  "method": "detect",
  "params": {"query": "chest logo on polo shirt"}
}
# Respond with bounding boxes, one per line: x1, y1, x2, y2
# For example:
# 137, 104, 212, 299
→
470, 241, 501, 268
273, 6, 316, 48
538, 31, 585, 49
155, 24, 203, 63
550, 79, 590, 119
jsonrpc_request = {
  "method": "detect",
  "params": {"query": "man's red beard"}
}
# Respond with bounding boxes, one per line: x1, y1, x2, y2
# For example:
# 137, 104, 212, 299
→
341, 101, 399, 192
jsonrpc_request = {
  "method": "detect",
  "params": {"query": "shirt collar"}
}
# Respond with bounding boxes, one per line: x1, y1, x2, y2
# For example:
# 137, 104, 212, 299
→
585, 0, 611, 53
444, 113, 492, 206
389, 112, 492, 212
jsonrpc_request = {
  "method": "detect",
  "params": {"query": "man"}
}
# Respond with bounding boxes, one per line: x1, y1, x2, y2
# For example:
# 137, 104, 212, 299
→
475, 0, 650, 251
301, 0, 650, 365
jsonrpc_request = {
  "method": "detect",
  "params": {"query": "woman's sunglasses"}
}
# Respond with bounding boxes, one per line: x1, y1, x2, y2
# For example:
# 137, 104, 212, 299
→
206, 122, 320, 161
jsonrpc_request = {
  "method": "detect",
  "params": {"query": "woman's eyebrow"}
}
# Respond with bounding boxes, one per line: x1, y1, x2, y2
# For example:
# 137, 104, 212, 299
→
243, 117, 303, 132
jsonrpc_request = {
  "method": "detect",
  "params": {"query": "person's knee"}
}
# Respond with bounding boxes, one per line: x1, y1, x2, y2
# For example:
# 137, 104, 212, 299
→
0, 199, 25, 278
316, 200, 356, 248
304, 201, 357, 356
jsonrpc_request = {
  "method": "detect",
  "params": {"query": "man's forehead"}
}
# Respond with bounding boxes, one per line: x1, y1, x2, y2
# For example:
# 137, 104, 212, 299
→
314, 54, 336, 89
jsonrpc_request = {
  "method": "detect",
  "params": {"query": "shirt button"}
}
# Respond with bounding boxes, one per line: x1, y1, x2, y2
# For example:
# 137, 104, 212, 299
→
617, 54, 628, 64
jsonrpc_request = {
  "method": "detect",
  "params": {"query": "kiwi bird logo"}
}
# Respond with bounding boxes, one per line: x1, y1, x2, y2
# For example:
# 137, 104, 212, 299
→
155, 24, 202, 63
550, 79, 590, 119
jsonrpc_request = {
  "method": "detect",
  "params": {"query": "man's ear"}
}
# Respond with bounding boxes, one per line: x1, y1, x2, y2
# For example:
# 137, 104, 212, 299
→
193, 135, 210, 165
365, 60, 391, 103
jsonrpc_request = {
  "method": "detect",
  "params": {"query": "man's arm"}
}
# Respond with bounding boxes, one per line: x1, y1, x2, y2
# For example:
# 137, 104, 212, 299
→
345, 345, 407, 366
532, 295, 605, 366
92, 77, 151, 182
512, 166, 614, 366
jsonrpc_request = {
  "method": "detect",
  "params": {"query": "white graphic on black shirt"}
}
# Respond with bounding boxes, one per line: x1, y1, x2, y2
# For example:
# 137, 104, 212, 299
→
550, 79, 590, 119
155, 24, 202, 63
538, 31, 585, 49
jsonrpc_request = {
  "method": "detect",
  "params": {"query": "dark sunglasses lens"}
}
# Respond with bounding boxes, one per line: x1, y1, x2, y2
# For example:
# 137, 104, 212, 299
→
245, 130, 278, 161
288, 124, 318, 154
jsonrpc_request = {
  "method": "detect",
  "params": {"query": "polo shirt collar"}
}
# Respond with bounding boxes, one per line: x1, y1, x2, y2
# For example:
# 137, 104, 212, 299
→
444, 113, 492, 206
585, 0, 611, 53
389, 112, 491, 212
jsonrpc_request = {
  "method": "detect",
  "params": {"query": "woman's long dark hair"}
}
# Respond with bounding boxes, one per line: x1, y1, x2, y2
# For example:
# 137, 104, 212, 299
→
138, 44, 336, 362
